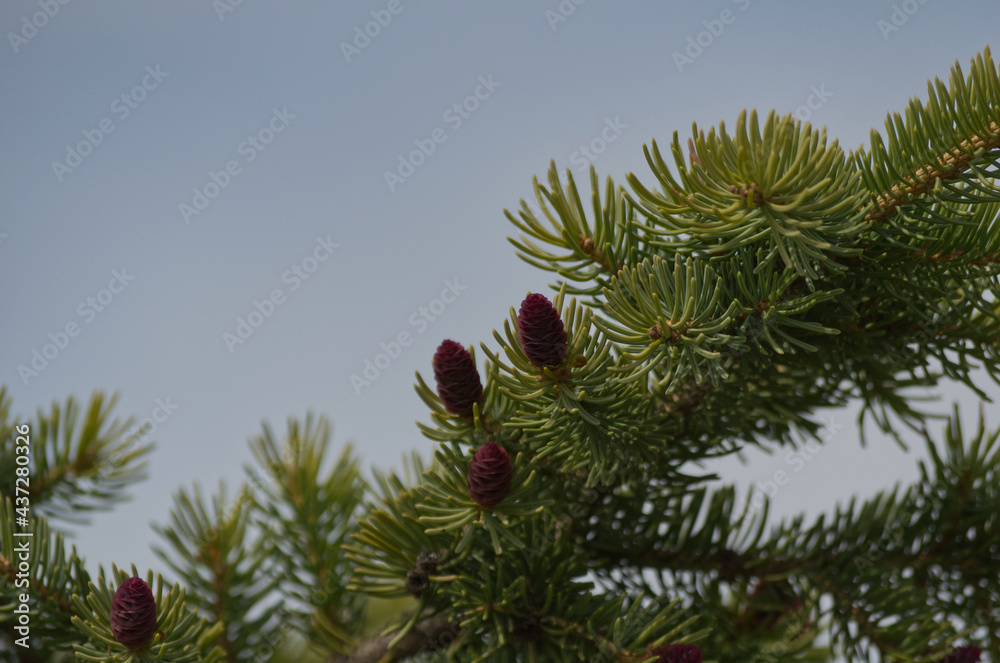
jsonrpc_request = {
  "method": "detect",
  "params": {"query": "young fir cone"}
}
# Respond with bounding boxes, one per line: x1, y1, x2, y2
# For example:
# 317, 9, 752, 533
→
517, 293, 567, 368
432, 340, 483, 418
650, 643, 702, 663
110, 577, 157, 649
941, 646, 982, 663
466, 441, 512, 508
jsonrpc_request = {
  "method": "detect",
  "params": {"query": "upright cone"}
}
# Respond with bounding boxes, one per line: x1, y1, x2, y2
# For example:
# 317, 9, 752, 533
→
517, 293, 567, 368
467, 441, 512, 508
433, 340, 483, 418
110, 576, 157, 649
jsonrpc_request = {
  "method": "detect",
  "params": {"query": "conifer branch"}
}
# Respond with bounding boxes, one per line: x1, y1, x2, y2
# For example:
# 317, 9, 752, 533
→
864, 121, 1000, 225
1, 624, 47, 663
326, 616, 458, 663
0, 555, 74, 616
7, 45, 1000, 663
915, 247, 1000, 266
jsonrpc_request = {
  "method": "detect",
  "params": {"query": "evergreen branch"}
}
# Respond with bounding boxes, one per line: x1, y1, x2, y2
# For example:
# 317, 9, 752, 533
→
151, 481, 280, 661
13, 45, 1000, 663
855, 47, 1000, 234
581, 411, 998, 659
862, 121, 1000, 225
0, 498, 88, 651
326, 616, 458, 663
70, 564, 225, 662
914, 247, 1000, 267
504, 164, 631, 302
246, 415, 368, 654
626, 110, 868, 280
0, 390, 153, 527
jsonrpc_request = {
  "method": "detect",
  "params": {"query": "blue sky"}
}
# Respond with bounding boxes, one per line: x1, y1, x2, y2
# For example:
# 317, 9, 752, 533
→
2, 0, 998, 629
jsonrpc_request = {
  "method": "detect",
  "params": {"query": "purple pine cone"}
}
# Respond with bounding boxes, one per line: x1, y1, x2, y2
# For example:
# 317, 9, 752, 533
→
433, 340, 483, 418
942, 646, 982, 663
650, 644, 702, 663
110, 577, 157, 649
467, 441, 512, 508
517, 293, 568, 368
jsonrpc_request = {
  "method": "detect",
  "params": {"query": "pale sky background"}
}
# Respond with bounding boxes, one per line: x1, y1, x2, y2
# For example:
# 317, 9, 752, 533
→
2, 0, 998, 647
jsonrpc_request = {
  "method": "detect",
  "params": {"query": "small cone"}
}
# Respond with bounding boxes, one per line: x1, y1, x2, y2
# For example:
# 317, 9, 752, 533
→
110, 577, 157, 649
941, 647, 982, 663
517, 293, 567, 368
650, 644, 702, 663
432, 340, 483, 418
467, 441, 512, 508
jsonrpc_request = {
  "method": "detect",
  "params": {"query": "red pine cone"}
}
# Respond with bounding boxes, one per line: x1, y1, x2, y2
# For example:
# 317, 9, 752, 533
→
941, 646, 982, 663
517, 293, 567, 368
433, 340, 483, 418
650, 644, 702, 663
110, 577, 157, 649
466, 441, 512, 508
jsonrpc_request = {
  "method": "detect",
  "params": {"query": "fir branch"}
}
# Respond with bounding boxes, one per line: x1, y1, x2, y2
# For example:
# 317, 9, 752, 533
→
325, 616, 458, 663
152, 481, 279, 662
0, 498, 89, 650
915, 247, 1000, 267
71, 564, 226, 662
863, 121, 1000, 225
9, 44, 1000, 663
0, 390, 153, 526
0, 624, 47, 663
504, 165, 634, 302
247, 415, 367, 654
0, 554, 74, 616
581, 411, 998, 659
